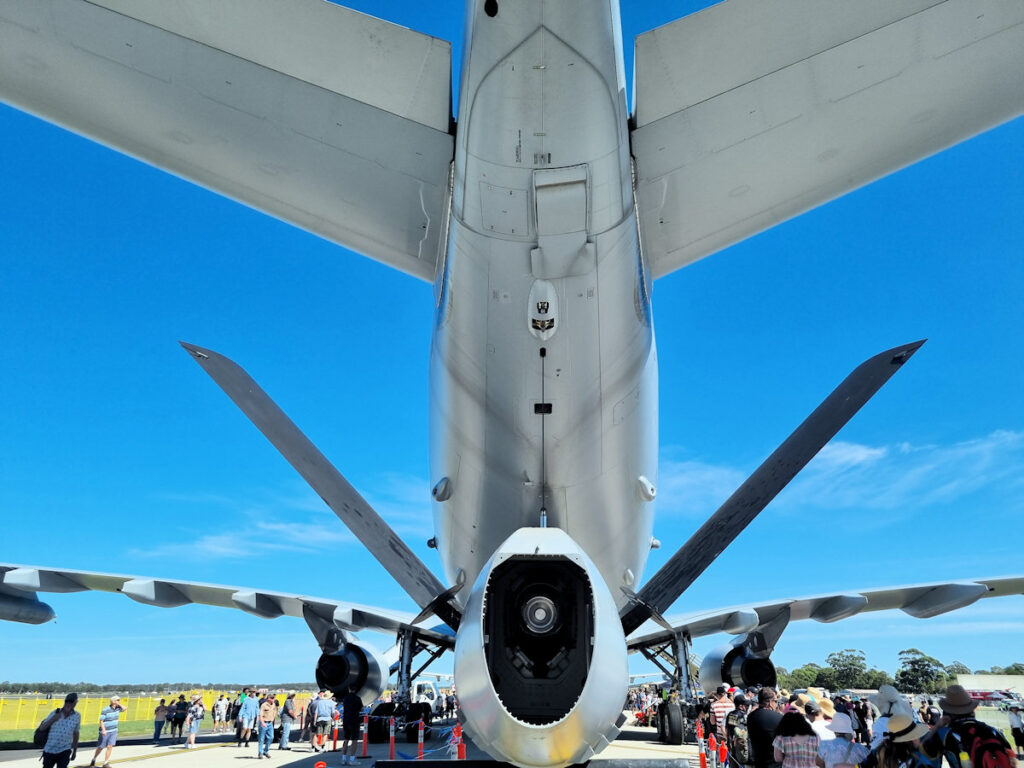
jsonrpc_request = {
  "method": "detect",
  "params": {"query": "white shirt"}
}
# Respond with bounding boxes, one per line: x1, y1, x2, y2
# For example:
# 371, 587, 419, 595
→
1009, 711, 1023, 729
43, 710, 81, 754
812, 719, 836, 742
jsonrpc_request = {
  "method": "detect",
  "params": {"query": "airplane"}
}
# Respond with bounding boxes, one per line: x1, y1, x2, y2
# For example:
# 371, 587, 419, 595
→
1, 1, 1023, 766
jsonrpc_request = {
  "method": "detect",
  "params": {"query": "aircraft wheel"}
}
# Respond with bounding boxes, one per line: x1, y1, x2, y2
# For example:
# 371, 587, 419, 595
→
666, 702, 684, 746
368, 702, 394, 743
656, 703, 667, 742
405, 703, 429, 743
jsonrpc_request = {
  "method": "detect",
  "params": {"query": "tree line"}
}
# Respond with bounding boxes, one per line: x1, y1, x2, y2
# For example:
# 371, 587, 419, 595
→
776, 649, 1024, 694
4, 651, 1024, 697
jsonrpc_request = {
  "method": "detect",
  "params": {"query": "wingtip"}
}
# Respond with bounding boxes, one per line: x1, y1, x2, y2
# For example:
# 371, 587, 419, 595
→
889, 338, 927, 365
179, 340, 211, 360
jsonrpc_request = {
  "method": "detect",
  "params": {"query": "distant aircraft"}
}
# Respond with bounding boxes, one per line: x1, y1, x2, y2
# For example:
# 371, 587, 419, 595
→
1, 1, 1023, 766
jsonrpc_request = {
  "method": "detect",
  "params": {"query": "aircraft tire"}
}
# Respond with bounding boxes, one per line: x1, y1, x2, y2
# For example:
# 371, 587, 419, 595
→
666, 702, 684, 746
656, 703, 667, 742
368, 702, 394, 743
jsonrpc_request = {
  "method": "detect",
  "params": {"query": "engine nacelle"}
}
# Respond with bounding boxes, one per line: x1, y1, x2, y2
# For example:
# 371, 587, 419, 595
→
315, 641, 390, 707
0, 591, 55, 624
454, 528, 627, 768
699, 641, 777, 690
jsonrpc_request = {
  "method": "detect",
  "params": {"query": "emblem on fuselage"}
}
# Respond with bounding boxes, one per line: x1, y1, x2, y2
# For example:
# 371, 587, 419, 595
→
528, 281, 558, 340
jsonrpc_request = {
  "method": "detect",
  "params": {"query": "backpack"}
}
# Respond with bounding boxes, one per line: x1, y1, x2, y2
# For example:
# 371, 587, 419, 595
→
33, 709, 60, 748
951, 720, 1014, 768
727, 710, 753, 765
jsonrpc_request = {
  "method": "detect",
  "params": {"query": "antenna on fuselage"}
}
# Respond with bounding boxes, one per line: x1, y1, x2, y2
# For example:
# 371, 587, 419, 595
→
539, 346, 548, 527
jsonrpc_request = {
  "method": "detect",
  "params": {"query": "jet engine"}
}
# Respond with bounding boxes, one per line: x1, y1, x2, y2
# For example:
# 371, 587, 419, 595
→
699, 639, 777, 689
454, 528, 627, 768
0, 590, 54, 624
315, 641, 390, 706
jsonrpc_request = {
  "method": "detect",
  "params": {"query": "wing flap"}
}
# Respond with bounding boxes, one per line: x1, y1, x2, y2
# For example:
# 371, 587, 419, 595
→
627, 576, 1024, 649
0, 0, 454, 280
631, 0, 1024, 279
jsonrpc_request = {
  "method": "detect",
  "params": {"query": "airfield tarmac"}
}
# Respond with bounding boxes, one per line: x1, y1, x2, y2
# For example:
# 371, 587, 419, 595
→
0, 722, 701, 767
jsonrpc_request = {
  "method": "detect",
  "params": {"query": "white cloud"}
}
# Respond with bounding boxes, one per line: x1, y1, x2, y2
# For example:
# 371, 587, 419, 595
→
813, 441, 889, 469
136, 472, 430, 560
655, 459, 747, 517
781, 429, 1024, 513
657, 430, 1024, 522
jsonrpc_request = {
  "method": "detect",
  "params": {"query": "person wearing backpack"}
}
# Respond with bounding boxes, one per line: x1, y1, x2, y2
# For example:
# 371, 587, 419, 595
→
37, 692, 81, 768
726, 694, 754, 765
858, 713, 931, 768
918, 685, 1016, 768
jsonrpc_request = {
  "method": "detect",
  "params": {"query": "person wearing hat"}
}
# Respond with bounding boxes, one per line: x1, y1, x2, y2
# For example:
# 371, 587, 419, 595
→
184, 694, 205, 750
40, 692, 80, 768
859, 714, 930, 768
918, 685, 1015, 768
818, 713, 868, 768
256, 692, 279, 758
726, 695, 752, 763
213, 694, 228, 733
868, 685, 914, 749
279, 691, 298, 751
237, 689, 260, 748
819, 698, 836, 722
1008, 703, 1023, 759
91, 694, 126, 768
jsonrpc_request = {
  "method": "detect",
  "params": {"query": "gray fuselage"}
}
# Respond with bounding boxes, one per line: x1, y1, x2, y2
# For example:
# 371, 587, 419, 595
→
429, 0, 658, 607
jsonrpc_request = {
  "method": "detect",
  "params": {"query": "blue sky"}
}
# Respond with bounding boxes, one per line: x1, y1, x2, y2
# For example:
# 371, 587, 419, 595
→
0, 1, 1021, 686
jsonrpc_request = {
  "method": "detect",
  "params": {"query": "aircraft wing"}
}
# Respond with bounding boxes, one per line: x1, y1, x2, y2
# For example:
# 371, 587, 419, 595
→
0, 563, 454, 646
631, 0, 1024, 279
0, 0, 453, 281
626, 575, 1024, 650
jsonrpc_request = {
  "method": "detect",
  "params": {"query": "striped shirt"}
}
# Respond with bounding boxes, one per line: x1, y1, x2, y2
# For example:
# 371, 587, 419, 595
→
99, 706, 122, 734
712, 698, 735, 738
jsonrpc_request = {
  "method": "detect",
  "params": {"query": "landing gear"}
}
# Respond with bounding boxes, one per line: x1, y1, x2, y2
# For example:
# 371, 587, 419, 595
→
383, 626, 449, 744
639, 631, 701, 744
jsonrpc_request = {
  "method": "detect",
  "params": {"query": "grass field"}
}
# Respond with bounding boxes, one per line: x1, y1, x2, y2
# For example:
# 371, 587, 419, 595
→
0, 719, 167, 750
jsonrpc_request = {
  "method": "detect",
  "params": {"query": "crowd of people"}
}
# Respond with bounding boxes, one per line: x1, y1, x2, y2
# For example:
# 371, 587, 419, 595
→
33, 686, 370, 767
220, 686, 366, 761
634, 682, 1021, 768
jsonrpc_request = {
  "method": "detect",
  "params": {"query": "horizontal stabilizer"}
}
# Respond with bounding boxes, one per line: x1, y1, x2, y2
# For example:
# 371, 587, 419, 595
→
621, 340, 924, 636
180, 342, 461, 630
632, 0, 1024, 278
0, 0, 453, 279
